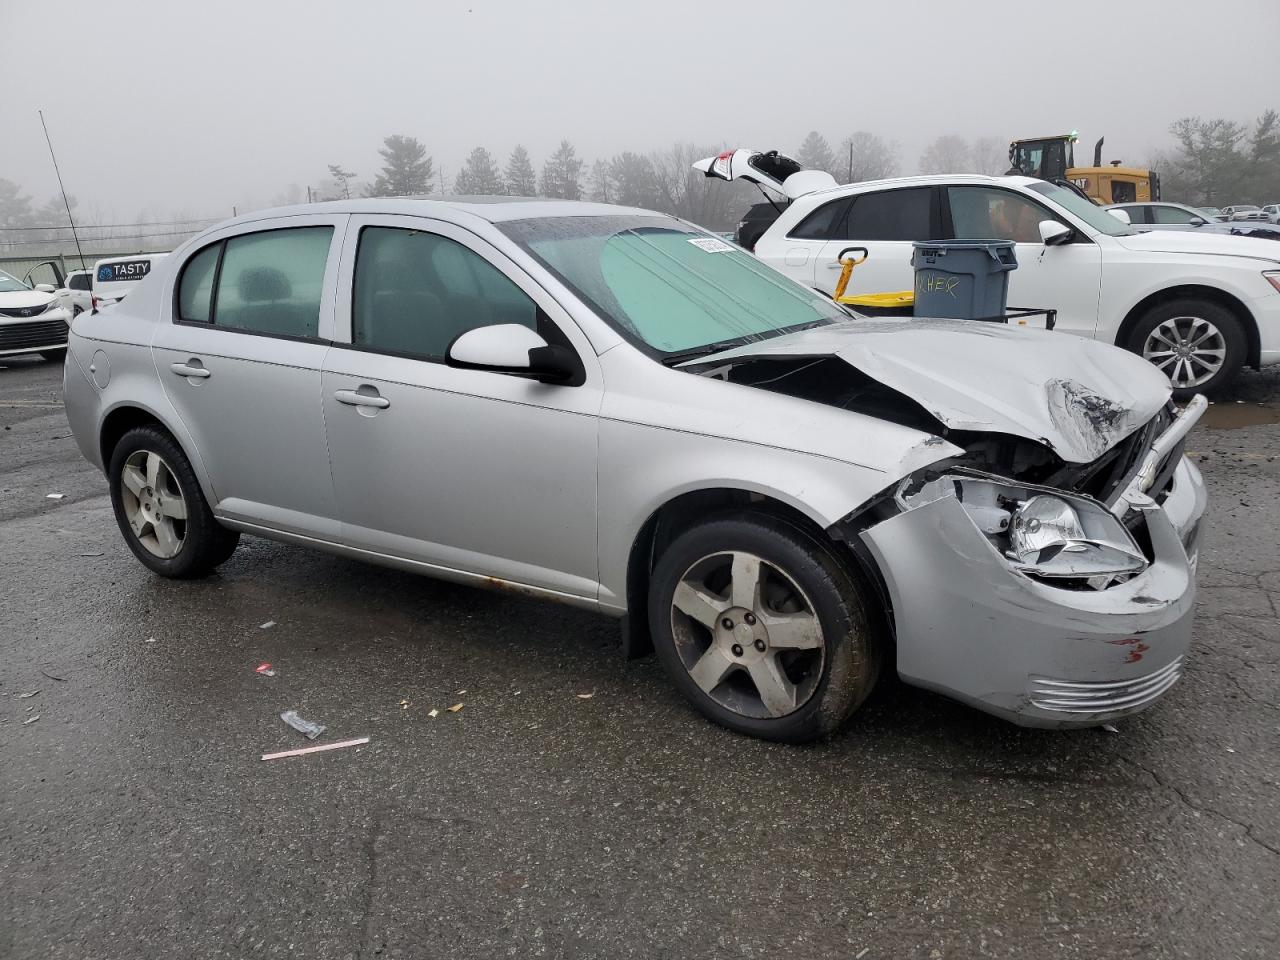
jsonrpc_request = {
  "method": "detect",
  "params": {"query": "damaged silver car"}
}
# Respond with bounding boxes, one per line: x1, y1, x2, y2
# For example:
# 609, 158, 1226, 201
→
61, 199, 1206, 742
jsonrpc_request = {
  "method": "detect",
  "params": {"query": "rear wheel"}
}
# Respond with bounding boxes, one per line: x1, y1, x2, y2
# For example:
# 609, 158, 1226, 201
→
108, 425, 239, 578
648, 514, 880, 743
1128, 299, 1245, 398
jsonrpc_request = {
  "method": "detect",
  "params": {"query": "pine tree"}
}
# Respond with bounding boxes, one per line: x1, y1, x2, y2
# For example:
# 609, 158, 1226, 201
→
504, 145, 538, 196
368, 135, 433, 197
796, 131, 836, 178
455, 147, 504, 195
539, 140, 584, 200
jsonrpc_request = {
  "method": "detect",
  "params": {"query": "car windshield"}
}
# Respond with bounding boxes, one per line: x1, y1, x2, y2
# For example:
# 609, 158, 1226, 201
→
1027, 181, 1134, 236
498, 215, 846, 358
0, 270, 30, 293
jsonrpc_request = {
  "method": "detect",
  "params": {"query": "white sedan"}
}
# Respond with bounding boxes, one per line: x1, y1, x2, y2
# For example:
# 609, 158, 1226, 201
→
696, 150, 1280, 395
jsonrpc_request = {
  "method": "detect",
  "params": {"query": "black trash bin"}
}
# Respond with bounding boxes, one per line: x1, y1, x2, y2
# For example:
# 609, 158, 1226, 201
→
911, 240, 1018, 320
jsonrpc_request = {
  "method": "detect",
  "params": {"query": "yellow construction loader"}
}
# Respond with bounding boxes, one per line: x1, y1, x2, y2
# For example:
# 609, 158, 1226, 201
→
1007, 132, 1160, 205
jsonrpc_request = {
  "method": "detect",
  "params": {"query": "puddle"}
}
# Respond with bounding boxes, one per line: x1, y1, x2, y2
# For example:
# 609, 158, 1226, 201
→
1199, 403, 1280, 430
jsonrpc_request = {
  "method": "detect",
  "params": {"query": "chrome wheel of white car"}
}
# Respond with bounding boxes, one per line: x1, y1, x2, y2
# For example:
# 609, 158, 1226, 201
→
671, 550, 826, 719
1142, 315, 1226, 389
120, 449, 188, 558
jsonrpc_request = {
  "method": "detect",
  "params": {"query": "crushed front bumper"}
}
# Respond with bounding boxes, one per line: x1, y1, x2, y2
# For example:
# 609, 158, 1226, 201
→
859, 450, 1206, 729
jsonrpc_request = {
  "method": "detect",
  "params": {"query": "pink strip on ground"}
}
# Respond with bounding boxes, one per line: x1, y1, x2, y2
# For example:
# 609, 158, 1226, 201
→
260, 736, 371, 761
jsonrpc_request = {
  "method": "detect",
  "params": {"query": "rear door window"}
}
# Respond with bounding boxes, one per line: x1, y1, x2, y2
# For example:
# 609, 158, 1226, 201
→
836, 188, 938, 241
1151, 205, 1197, 224
204, 227, 333, 338
788, 198, 850, 240
1122, 205, 1150, 225
177, 244, 220, 323
69, 273, 91, 291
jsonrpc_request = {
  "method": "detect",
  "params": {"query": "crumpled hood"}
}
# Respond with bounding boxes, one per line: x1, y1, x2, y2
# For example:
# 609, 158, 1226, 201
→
685, 319, 1172, 463
1115, 229, 1280, 262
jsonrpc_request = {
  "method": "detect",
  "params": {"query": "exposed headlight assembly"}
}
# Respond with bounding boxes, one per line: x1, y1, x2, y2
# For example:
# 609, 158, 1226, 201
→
898, 473, 1148, 587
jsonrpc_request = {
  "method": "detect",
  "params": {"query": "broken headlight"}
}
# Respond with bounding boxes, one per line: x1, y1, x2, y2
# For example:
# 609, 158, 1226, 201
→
898, 473, 1148, 587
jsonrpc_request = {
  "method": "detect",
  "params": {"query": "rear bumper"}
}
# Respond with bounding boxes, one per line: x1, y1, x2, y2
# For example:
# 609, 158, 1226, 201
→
860, 456, 1205, 728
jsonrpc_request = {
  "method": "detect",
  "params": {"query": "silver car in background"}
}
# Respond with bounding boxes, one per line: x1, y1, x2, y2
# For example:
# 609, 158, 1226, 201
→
62, 198, 1207, 741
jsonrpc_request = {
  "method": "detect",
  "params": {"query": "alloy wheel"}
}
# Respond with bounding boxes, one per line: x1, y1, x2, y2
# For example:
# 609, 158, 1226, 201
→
669, 551, 825, 720
119, 450, 188, 559
1142, 315, 1226, 389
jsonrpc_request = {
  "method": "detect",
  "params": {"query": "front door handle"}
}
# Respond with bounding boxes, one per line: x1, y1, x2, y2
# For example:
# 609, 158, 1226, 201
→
334, 388, 390, 409
170, 360, 211, 379
823, 261, 846, 270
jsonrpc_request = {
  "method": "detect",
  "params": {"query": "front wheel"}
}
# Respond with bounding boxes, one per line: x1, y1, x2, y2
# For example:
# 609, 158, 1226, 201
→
1128, 299, 1245, 398
108, 425, 239, 578
648, 514, 881, 743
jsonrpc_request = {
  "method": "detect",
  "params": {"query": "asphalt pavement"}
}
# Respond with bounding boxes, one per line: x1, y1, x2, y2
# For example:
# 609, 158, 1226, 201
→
2, 354, 1278, 959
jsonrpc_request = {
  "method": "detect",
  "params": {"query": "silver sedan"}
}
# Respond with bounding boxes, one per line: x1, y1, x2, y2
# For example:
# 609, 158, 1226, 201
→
62, 198, 1206, 741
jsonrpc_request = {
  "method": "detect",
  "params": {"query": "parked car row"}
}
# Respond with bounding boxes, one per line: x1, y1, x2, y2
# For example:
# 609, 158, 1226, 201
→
61, 197, 1208, 741
0, 254, 169, 362
694, 148, 1280, 395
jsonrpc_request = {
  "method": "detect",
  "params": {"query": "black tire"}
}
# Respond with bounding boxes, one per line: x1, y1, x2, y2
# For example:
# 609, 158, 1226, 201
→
41, 349, 67, 363
1125, 298, 1246, 399
648, 513, 881, 743
72, 306, 84, 317
107, 425, 239, 578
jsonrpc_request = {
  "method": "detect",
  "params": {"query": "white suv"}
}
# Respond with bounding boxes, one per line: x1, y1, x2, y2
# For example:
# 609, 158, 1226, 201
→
696, 150, 1280, 395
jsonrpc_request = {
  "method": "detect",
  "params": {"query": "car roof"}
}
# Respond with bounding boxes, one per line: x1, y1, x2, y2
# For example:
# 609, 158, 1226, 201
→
215, 196, 660, 229
802, 173, 1042, 201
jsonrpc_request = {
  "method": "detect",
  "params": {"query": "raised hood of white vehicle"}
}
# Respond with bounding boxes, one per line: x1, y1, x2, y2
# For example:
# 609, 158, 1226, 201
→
692, 148, 837, 200
1117, 229, 1280, 262
683, 319, 1172, 464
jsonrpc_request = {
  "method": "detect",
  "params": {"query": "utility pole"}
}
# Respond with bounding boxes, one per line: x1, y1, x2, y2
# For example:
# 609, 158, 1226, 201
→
848, 142, 853, 184
38, 110, 87, 271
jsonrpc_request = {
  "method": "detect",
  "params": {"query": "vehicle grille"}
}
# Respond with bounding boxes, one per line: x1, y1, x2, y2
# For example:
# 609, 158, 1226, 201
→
0, 303, 56, 319
0, 318, 69, 351
1028, 657, 1183, 714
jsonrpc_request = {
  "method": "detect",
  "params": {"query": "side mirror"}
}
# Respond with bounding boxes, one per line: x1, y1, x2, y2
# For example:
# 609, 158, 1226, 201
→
34, 283, 57, 293
446, 323, 578, 383
1107, 208, 1131, 225
1038, 220, 1073, 246
1189, 217, 1206, 227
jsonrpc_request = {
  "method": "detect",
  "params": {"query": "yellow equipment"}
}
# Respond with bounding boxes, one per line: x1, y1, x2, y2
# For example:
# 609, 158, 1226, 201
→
1008, 132, 1160, 205
832, 247, 914, 314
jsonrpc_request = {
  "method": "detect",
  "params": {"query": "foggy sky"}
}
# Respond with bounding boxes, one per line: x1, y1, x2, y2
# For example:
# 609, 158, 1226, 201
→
4, 0, 1278, 222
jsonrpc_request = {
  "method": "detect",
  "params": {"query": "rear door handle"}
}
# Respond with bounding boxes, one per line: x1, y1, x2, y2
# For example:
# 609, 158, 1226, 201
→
334, 388, 390, 409
170, 360, 211, 379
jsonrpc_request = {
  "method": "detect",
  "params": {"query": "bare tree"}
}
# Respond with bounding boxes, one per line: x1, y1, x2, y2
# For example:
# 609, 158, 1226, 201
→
919, 135, 972, 175
587, 159, 613, 203
836, 132, 899, 182
970, 137, 1009, 175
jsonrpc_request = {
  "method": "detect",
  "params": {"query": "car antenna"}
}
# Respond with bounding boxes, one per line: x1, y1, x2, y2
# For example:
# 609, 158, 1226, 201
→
38, 110, 87, 273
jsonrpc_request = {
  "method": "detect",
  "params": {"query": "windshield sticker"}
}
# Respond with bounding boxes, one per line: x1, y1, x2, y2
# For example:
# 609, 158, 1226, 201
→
687, 237, 735, 253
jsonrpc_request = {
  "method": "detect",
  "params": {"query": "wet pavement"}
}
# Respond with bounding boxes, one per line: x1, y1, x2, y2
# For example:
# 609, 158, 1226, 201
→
2, 354, 1278, 960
